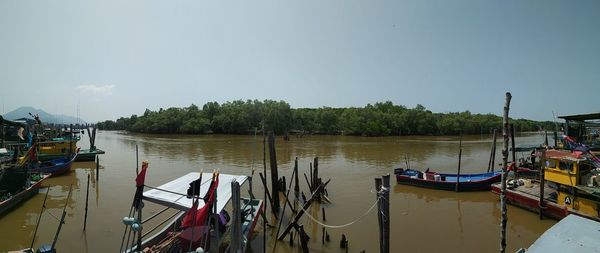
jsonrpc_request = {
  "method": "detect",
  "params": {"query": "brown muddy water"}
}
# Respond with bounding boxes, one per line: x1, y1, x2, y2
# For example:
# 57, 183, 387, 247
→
0, 131, 556, 252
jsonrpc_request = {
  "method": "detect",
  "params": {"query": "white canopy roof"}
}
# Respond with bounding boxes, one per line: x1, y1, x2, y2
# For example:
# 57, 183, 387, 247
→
527, 214, 600, 252
143, 172, 248, 213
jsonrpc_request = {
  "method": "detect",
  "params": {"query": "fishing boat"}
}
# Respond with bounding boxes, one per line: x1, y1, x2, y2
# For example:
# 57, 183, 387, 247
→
491, 148, 600, 221
29, 150, 78, 176
0, 169, 50, 216
35, 138, 78, 161
394, 168, 502, 191
120, 162, 263, 253
75, 148, 105, 162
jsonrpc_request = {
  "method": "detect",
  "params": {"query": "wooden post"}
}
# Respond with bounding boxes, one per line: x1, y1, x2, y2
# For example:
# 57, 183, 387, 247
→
500, 92, 512, 253
30, 188, 50, 249
69, 124, 73, 155
268, 132, 280, 214
84, 173, 90, 230
322, 227, 325, 245
96, 156, 100, 181
135, 144, 139, 175
262, 124, 267, 253
375, 178, 383, 253
510, 124, 516, 164
51, 185, 73, 250
382, 175, 390, 253
313, 157, 319, 193
294, 157, 300, 200
258, 173, 278, 219
273, 167, 298, 252
231, 181, 242, 253
544, 130, 549, 147
553, 131, 558, 148
299, 225, 309, 253
456, 134, 463, 192
488, 129, 497, 173
322, 207, 326, 221
1, 123, 4, 148
539, 150, 546, 220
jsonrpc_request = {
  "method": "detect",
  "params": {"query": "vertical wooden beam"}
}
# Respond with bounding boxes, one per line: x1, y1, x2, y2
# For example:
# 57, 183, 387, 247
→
510, 124, 516, 164
231, 181, 242, 253
539, 150, 546, 220
84, 173, 90, 230
500, 92, 512, 253
488, 129, 497, 173
375, 177, 383, 253
268, 132, 280, 214
294, 157, 300, 199
382, 175, 390, 253
456, 134, 463, 192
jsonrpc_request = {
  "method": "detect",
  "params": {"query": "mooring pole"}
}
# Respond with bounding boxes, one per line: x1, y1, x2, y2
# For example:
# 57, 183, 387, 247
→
539, 150, 546, 220
135, 144, 139, 175
500, 92, 512, 253
268, 132, 280, 214
231, 181, 242, 253
294, 157, 300, 200
96, 156, 99, 181
262, 124, 267, 253
488, 129, 497, 173
510, 124, 516, 164
375, 177, 383, 253
382, 174, 390, 253
456, 134, 463, 192
84, 173, 90, 230
30, 188, 50, 249
553, 131, 558, 148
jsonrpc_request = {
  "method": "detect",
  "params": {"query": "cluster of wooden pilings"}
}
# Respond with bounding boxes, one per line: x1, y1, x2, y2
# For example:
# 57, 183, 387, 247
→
258, 131, 389, 253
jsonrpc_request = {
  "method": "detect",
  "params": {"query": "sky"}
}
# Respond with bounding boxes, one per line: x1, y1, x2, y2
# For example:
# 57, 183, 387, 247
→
1, 0, 599, 122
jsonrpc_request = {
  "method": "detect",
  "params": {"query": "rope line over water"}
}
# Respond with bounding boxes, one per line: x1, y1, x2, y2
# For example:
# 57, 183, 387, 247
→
294, 193, 383, 229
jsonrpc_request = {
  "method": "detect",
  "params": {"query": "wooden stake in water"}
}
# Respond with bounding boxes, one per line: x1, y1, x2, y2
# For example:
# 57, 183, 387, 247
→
456, 134, 463, 192
84, 173, 90, 230
51, 185, 73, 250
500, 92, 512, 253
30, 187, 50, 249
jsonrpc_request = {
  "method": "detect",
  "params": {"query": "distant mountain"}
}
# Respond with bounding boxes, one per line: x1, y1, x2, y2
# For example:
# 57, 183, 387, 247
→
3, 106, 85, 125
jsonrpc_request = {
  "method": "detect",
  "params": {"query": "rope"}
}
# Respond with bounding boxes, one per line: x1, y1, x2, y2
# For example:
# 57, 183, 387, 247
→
293, 194, 382, 229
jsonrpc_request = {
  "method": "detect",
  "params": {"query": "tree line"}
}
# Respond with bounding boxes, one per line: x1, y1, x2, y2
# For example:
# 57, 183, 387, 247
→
96, 100, 556, 136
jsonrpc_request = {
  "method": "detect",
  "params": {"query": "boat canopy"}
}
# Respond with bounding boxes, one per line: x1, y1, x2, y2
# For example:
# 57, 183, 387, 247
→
558, 112, 600, 122
526, 214, 600, 252
142, 172, 248, 213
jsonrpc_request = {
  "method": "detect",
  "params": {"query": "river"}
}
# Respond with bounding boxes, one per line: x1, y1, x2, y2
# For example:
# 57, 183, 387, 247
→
0, 131, 556, 252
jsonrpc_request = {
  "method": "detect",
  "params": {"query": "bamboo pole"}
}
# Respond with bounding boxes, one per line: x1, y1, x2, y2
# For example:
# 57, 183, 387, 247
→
500, 92, 512, 253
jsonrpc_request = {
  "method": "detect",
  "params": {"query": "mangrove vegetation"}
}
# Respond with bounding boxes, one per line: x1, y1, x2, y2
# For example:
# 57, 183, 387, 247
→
96, 100, 555, 136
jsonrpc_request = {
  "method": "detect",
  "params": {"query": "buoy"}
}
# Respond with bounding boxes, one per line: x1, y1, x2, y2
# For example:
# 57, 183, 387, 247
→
122, 217, 136, 225
132, 223, 143, 231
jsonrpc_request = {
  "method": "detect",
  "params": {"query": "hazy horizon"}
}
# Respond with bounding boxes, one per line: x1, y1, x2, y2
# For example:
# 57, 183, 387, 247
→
2, 1, 599, 122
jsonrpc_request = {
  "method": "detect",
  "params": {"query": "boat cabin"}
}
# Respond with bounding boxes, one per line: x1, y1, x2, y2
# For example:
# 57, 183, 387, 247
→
543, 149, 600, 217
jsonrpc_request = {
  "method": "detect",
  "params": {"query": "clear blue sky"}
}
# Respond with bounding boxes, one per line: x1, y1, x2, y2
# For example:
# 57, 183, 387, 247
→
1, 0, 599, 122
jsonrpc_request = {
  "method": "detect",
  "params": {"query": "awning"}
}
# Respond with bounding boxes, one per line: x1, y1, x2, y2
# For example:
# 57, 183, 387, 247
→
526, 214, 600, 252
142, 172, 248, 213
